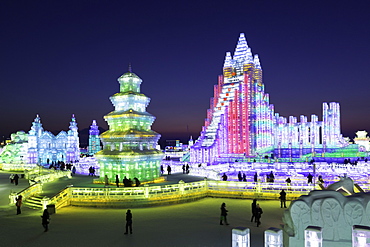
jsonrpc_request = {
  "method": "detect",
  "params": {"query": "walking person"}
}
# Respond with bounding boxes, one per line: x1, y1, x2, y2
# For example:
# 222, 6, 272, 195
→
115, 175, 119, 187
250, 199, 257, 222
13, 174, 19, 185
307, 173, 313, 184
167, 165, 171, 175
15, 195, 22, 215
220, 202, 229, 225
255, 203, 263, 227
10, 174, 15, 183
124, 209, 133, 234
41, 209, 50, 232
279, 189, 287, 208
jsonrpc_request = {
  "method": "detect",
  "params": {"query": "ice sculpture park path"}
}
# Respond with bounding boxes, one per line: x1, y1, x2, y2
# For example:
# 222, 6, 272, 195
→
0, 171, 286, 247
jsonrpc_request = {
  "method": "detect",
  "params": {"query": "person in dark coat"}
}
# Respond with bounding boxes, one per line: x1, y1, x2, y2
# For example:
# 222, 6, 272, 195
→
167, 165, 171, 175
279, 189, 287, 208
124, 209, 133, 234
220, 202, 229, 225
15, 195, 22, 215
41, 209, 50, 232
251, 199, 257, 222
115, 175, 120, 187
13, 174, 19, 185
269, 171, 274, 182
238, 171, 242, 181
307, 173, 313, 184
222, 173, 228, 181
134, 177, 140, 187
254, 172, 258, 182
255, 203, 263, 227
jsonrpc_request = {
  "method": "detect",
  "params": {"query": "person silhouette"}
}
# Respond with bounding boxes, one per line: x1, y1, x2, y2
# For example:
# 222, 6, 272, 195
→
124, 209, 133, 234
279, 189, 287, 208
220, 203, 229, 225
41, 209, 50, 232
255, 204, 263, 227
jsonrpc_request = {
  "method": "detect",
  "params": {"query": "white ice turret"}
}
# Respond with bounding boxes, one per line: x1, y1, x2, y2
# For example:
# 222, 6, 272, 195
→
253, 54, 262, 70
223, 52, 233, 68
245, 47, 253, 63
233, 33, 248, 62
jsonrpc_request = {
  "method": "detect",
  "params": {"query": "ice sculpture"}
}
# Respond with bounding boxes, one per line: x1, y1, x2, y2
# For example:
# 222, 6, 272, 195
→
283, 190, 370, 246
190, 33, 353, 164
87, 120, 101, 155
95, 68, 163, 182
0, 115, 80, 165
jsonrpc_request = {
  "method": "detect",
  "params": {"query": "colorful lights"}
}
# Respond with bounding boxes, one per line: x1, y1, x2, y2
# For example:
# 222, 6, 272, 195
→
95, 69, 163, 182
88, 120, 101, 155
190, 33, 355, 164
0, 115, 80, 165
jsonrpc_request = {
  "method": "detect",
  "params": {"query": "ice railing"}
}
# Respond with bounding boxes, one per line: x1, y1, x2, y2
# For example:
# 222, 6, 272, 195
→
2, 163, 38, 171
40, 180, 316, 208
24, 166, 72, 185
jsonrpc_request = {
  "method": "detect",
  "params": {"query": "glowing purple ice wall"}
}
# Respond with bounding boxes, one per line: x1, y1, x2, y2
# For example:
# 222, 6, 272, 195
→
190, 33, 349, 164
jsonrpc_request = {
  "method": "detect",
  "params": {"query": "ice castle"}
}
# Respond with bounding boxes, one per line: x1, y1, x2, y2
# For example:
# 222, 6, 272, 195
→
0, 114, 80, 164
190, 33, 358, 164
95, 68, 163, 181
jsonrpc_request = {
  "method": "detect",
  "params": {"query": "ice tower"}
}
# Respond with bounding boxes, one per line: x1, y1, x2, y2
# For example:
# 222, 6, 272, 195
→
87, 120, 101, 155
95, 68, 163, 181
190, 33, 348, 164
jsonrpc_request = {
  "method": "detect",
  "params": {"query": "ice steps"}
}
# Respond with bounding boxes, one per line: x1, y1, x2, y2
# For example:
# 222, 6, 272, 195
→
24, 195, 44, 209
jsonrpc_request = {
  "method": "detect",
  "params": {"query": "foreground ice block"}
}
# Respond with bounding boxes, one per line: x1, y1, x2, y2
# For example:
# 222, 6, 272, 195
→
232, 227, 250, 247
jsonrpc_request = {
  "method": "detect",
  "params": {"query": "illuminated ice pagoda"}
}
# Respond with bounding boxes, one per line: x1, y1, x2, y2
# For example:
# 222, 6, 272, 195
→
190, 33, 352, 163
87, 120, 101, 155
95, 68, 163, 181
0, 114, 80, 165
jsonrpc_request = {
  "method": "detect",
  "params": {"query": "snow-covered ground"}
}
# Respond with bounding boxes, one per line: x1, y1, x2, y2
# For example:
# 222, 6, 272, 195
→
0, 172, 287, 247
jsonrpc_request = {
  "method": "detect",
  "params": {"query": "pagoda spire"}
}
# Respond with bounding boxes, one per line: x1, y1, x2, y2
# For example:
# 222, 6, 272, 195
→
128, 63, 132, 72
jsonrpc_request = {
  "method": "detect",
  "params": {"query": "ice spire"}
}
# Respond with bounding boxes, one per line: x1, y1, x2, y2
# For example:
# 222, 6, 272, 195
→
245, 47, 253, 63
223, 52, 233, 68
34, 114, 41, 123
253, 54, 262, 70
233, 33, 248, 62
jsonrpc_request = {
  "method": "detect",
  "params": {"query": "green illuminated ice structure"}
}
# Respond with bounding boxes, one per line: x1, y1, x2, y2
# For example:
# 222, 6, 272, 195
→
95, 68, 163, 182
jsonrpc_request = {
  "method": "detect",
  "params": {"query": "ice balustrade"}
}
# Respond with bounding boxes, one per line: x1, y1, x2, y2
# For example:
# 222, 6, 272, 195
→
2, 163, 38, 171
24, 167, 72, 184
9, 183, 42, 204
24, 179, 315, 208
10, 160, 370, 208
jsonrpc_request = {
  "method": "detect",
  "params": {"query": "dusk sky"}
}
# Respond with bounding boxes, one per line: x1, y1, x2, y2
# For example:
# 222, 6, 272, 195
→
1, 1, 370, 146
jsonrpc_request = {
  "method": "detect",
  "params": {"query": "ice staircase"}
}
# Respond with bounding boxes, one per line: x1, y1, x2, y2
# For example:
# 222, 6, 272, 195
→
24, 195, 44, 209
